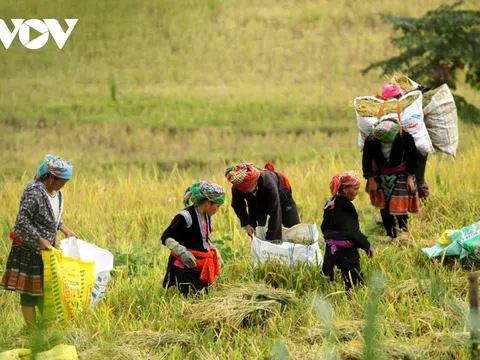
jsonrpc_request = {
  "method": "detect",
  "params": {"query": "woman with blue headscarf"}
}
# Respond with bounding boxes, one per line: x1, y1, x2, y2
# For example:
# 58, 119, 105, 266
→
0, 154, 78, 331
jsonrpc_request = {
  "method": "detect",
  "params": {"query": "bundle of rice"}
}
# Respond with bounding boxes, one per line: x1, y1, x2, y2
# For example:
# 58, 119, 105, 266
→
386, 73, 419, 93
354, 94, 418, 118
297, 320, 362, 344
185, 283, 297, 327
422, 89, 436, 108
336, 334, 466, 360
122, 330, 193, 350
297, 318, 413, 345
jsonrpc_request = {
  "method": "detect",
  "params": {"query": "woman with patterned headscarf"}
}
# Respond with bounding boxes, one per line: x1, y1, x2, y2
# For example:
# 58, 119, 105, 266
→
161, 181, 225, 296
0, 154, 77, 330
225, 162, 300, 243
362, 118, 420, 243
321, 171, 373, 289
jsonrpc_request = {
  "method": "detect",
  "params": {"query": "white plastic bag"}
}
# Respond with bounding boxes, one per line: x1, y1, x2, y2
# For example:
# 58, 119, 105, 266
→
256, 223, 319, 245
251, 224, 323, 267
423, 84, 458, 157
354, 90, 434, 156
60, 238, 114, 306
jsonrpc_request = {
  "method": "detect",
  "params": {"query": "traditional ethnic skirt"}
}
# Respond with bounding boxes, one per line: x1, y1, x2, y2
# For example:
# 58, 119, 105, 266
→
162, 255, 208, 296
0, 243, 44, 296
368, 172, 420, 216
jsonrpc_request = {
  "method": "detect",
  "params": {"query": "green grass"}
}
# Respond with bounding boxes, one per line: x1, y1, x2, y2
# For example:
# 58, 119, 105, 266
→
1, 149, 480, 358
1, 0, 480, 358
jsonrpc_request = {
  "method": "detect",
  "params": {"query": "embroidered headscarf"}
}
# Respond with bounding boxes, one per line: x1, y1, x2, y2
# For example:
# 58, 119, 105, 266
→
225, 163, 263, 192
329, 171, 361, 196
183, 181, 226, 206
372, 119, 400, 143
34, 154, 73, 180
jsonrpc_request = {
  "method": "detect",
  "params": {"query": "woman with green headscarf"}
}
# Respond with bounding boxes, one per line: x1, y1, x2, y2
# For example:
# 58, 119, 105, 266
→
362, 118, 420, 243
161, 181, 226, 296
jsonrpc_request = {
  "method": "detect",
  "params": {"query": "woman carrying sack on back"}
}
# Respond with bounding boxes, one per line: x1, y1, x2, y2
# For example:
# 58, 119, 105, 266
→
383, 83, 430, 200
0, 155, 77, 331
161, 181, 225, 296
362, 117, 420, 243
225, 162, 300, 244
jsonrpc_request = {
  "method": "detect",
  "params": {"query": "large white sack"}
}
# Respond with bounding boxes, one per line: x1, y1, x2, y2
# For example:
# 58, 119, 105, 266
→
354, 90, 434, 156
423, 84, 458, 157
250, 236, 323, 267
256, 223, 319, 245
60, 237, 114, 306
251, 224, 323, 267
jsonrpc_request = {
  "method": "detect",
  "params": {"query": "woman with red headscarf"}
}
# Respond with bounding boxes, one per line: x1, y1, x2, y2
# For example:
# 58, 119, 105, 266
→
321, 171, 373, 290
225, 163, 300, 243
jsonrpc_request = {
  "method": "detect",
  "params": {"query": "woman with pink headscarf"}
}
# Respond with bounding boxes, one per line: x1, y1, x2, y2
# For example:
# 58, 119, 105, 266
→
321, 171, 373, 290
381, 83, 429, 199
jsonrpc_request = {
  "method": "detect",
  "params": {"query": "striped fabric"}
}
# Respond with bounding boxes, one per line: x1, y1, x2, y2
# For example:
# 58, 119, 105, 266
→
0, 244, 44, 296
373, 119, 400, 143
368, 172, 420, 215
183, 181, 226, 206
329, 171, 361, 195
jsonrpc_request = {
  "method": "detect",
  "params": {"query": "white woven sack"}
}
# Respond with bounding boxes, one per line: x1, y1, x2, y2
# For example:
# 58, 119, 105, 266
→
423, 84, 458, 157
255, 223, 319, 245
354, 90, 434, 156
250, 235, 323, 267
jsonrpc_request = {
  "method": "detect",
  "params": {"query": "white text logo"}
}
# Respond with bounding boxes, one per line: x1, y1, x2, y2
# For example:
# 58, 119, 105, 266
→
0, 19, 78, 49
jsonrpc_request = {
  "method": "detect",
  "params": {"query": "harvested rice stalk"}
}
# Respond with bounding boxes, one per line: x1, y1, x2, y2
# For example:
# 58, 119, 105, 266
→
123, 330, 193, 350
337, 340, 364, 360
354, 94, 418, 117
185, 284, 298, 327
391, 74, 417, 92
422, 89, 436, 108
234, 283, 298, 304
297, 320, 363, 344
297, 318, 412, 345
338, 337, 436, 360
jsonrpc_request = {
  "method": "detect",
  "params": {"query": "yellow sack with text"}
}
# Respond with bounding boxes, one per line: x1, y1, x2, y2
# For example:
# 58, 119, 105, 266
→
42, 247, 94, 323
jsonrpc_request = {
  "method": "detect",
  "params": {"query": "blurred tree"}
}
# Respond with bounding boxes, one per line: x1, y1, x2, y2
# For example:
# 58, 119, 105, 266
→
362, 2, 480, 91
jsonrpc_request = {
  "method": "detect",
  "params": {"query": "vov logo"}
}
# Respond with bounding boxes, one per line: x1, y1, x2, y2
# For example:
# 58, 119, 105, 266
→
0, 19, 78, 50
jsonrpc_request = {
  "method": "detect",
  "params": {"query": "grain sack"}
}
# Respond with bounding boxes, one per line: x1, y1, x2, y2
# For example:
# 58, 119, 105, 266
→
60, 237, 114, 306
448, 221, 480, 259
251, 224, 322, 267
42, 248, 95, 323
423, 84, 458, 157
388, 74, 420, 93
250, 236, 323, 267
353, 90, 434, 156
255, 223, 319, 245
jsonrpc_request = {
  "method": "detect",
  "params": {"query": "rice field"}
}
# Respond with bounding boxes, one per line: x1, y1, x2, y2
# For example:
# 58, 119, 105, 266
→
1, 0, 480, 358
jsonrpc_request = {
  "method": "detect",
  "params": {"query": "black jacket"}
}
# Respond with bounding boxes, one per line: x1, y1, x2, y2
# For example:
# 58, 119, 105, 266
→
362, 131, 418, 179
321, 195, 370, 253
161, 205, 211, 253
231, 170, 295, 240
